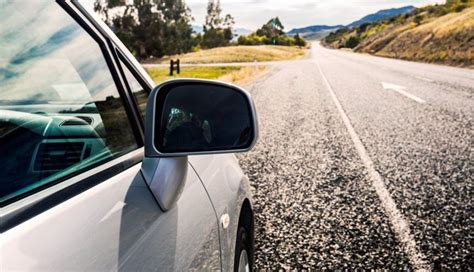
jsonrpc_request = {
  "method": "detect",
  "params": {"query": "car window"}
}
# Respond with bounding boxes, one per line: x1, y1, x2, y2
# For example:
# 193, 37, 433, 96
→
119, 57, 149, 119
0, 1, 138, 205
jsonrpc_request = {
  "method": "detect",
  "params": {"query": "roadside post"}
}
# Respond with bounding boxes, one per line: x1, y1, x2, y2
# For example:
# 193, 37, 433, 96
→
169, 59, 181, 76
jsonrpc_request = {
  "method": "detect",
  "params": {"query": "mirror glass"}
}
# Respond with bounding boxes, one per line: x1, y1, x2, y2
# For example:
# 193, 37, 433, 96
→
155, 83, 254, 153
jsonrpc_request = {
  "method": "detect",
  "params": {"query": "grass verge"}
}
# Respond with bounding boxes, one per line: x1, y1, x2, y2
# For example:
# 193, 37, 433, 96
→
146, 66, 268, 86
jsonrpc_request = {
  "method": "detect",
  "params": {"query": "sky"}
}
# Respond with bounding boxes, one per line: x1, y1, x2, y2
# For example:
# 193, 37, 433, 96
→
186, 0, 445, 30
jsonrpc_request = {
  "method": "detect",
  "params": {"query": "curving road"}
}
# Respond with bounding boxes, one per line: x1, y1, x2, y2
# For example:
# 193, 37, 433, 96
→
238, 42, 473, 270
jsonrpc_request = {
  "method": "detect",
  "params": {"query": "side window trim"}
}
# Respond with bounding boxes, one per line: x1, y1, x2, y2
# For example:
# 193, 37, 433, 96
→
115, 50, 151, 127
117, 50, 153, 93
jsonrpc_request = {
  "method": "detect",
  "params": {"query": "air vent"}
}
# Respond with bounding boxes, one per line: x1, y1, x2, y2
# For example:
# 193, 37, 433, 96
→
34, 142, 85, 172
61, 116, 93, 126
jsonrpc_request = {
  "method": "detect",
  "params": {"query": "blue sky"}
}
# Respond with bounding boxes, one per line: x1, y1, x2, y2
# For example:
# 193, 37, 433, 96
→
186, 0, 445, 30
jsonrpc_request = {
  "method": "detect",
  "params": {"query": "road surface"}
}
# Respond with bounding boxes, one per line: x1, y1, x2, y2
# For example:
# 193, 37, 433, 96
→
237, 42, 473, 270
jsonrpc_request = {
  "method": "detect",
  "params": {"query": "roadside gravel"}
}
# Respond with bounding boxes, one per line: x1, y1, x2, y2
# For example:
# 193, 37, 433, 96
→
238, 61, 410, 270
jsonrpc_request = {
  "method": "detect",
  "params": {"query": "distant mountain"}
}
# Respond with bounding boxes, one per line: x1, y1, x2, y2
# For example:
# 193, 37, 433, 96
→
288, 25, 343, 35
287, 25, 343, 40
347, 6, 415, 28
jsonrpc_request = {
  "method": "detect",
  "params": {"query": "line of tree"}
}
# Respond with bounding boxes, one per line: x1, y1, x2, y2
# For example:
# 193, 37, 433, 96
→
94, 0, 195, 59
238, 17, 306, 47
94, 0, 305, 60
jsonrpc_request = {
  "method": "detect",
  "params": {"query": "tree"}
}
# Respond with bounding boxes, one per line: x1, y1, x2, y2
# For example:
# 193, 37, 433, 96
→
256, 17, 285, 44
159, 0, 195, 55
202, 0, 234, 48
94, 0, 194, 59
238, 17, 304, 47
294, 34, 306, 47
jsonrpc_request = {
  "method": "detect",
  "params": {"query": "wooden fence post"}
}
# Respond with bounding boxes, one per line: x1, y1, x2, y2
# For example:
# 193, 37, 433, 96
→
169, 60, 174, 76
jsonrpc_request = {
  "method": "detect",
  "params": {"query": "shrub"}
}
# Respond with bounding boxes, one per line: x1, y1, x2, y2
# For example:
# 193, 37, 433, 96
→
237, 34, 267, 45
344, 36, 360, 48
414, 15, 424, 25
455, 4, 467, 12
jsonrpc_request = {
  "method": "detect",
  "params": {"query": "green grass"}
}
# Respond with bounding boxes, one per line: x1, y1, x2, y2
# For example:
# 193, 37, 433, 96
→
146, 66, 242, 83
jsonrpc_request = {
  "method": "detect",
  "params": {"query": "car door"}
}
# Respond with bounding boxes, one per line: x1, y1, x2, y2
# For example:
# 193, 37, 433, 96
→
0, 1, 220, 271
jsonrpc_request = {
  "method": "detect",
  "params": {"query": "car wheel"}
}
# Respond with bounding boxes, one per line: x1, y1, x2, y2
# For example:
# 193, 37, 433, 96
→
234, 226, 252, 272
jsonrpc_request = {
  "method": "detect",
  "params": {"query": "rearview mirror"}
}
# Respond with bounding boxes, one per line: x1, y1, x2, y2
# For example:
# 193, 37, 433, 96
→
144, 79, 258, 157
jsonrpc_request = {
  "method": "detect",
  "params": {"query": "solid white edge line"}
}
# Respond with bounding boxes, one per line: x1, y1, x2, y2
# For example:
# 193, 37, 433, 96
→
316, 61, 431, 271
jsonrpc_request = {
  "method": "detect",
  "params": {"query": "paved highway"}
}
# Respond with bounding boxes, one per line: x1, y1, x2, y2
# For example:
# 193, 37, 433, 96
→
238, 42, 473, 270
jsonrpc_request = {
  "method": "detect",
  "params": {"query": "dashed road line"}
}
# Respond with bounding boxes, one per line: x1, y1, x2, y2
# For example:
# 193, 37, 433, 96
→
316, 61, 431, 271
415, 76, 434, 83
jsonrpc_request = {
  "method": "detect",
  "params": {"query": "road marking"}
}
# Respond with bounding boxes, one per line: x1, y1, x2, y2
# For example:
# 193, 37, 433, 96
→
382, 82, 426, 104
316, 62, 431, 271
415, 76, 434, 83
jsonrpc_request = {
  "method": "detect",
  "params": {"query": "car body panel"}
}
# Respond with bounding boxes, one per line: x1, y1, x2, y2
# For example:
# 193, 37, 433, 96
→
1, 162, 221, 271
190, 154, 253, 271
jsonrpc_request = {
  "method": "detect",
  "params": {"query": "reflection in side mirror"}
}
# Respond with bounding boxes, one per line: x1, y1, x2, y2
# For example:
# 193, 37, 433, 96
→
144, 79, 258, 157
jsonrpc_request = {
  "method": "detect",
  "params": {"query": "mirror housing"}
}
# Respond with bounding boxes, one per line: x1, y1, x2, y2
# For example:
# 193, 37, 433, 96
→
144, 79, 258, 157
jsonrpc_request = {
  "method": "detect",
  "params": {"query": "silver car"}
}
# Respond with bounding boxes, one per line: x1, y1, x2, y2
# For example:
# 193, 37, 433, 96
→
0, 1, 257, 271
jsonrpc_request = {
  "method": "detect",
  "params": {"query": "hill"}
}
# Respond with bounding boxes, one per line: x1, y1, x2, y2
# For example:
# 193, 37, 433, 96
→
287, 6, 414, 40
324, 1, 474, 67
347, 6, 415, 28
287, 25, 343, 40
288, 25, 343, 35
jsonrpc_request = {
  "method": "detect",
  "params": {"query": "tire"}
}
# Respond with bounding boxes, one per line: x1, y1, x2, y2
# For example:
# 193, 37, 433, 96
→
234, 226, 253, 272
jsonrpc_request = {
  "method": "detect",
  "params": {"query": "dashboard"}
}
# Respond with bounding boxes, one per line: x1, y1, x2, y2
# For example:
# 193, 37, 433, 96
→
0, 109, 108, 198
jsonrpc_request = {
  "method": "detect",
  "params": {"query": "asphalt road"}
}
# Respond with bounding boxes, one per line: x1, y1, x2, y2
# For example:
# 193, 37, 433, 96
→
237, 42, 473, 270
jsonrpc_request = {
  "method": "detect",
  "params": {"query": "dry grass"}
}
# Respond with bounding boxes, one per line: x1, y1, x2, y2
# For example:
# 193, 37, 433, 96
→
354, 7, 474, 67
219, 66, 268, 86
376, 7, 474, 66
151, 45, 306, 64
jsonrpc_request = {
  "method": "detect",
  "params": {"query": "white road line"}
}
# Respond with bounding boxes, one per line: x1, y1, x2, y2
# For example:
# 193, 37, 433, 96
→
316, 62, 431, 271
382, 82, 426, 104
415, 76, 434, 83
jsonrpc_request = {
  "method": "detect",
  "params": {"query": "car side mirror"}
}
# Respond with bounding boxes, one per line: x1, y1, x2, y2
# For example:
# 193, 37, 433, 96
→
144, 79, 258, 157
141, 79, 258, 211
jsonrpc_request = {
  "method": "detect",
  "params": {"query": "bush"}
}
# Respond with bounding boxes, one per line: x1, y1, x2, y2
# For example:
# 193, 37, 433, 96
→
237, 34, 268, 45
344, 36, 360, 48
455, 4, 467, 12
294, 34, 306, 47
414, 15, 424, 25
237, 33, 305, 47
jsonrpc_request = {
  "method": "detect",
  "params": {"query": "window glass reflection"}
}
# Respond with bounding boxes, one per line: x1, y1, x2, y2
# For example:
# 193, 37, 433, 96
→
0, 1, 137, 204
